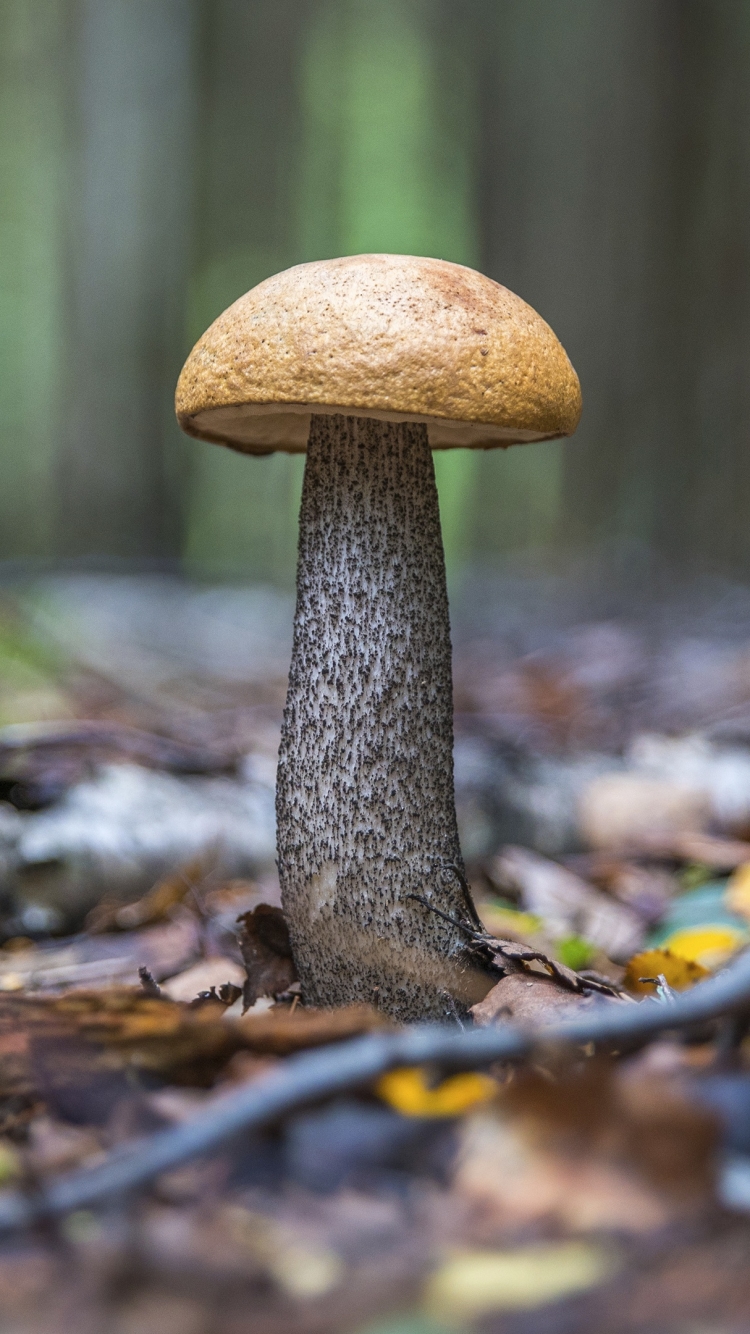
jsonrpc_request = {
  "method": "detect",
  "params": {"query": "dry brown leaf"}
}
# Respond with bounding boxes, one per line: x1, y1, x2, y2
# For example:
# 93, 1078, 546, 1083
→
0, 913, 200, 993
470, 973, 599, 1027
0, 989, 235, 1120
577, 773, 710, 853
629, 829, 750, 869
479, 932, 622, 1002
235, 1002, 394, 1054
594, 862, 677, 921
455, 1111, 670, 1234
568, 832, 750, 874
623, 948, 710, 995
453, 1060, 717, 1241
160, 959, 246, 1004
491, 845, 643, 961
236, 903, 297, 1008
85, 856, 209, 932
0, 989, 394, 1120
501, 1060, 717, 1203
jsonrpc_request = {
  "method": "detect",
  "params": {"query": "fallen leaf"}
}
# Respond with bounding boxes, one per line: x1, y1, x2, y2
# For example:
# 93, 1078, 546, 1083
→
670, 831, 750, 869
650, 882, 749, 968
623, 948, 709, 995
478, 904, 542, 941
86, 856, 208, 933
0, 1141, 20, 1183
236, 903, 297, 1008
726, 860, 750, 922
577, 773, 709, 853
0, 989, 235, 1119
422, 1242, 618, 1320
375, 1067, 497, 1118
661, 924, 747, 969
492, 845, 643, 961
160, 958, 246, 1004
0, 913, 200, 993
602, 862, 678, 922
531, 1061, 716, 1198
556, 934, 596, 970
595, 830, 750, 869
470, 973, 601, 1026
0, 989, 397, 1117
474, 903, 621, 995
267, 1240, 344, 1299
454, 1110, 669, 1234
461, 1061, 718, 1228
234, 1002, 393, 1055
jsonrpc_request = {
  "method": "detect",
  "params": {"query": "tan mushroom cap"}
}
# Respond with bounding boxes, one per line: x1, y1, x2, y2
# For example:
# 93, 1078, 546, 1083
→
176, 254, 581, 455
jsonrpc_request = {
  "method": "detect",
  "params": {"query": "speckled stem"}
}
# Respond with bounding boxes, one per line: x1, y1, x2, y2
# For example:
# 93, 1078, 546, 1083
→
276, 414, 494, 1021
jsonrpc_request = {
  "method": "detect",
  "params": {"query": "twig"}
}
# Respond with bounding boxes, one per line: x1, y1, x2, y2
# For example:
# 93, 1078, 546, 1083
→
1, 948, 749, 1234
0, 720, 236, 776
407, 892, 618, 997
406, 893, 474, 936
137, 966, 161, 997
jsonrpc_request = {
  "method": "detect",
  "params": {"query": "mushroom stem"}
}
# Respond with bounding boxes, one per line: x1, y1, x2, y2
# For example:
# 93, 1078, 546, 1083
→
276, 414, 495, 1021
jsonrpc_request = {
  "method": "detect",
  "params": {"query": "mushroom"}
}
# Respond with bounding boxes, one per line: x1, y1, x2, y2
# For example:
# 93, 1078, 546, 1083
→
176, 255, 581, 1021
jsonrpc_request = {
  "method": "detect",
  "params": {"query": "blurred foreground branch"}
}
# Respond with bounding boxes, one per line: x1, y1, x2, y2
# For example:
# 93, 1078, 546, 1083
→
2, 949, 750, 1234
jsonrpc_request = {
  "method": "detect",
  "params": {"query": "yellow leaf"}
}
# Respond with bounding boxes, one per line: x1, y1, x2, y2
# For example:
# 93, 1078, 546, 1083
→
0, 1143, 20, 1185
268, 1243, 343, 1299
375, 1066, 497, 1118
623, 948, 709, 995
726, 861, 750, 923
662, 924, 747, 970
479, 906, 541, 939
423, 1243, 618, 1320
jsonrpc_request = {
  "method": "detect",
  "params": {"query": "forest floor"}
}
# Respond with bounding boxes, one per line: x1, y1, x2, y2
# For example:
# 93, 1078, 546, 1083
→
0, 565, 749, 1332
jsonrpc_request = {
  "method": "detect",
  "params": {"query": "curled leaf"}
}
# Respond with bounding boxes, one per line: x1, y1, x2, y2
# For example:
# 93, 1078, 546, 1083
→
236, 904, 297, 1009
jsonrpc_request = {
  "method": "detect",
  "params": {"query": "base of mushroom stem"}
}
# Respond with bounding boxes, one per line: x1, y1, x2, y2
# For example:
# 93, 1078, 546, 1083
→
293, 942, 497, 1024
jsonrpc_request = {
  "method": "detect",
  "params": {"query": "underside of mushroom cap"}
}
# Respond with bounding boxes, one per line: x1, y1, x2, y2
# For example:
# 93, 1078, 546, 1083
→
176, 254, 581, 455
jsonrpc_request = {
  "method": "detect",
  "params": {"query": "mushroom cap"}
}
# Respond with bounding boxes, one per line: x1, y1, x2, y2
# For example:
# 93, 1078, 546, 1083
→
176, 254, 581, 454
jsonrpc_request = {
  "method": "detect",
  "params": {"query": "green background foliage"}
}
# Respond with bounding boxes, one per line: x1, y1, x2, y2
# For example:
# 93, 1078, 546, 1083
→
3, 0, 750, 584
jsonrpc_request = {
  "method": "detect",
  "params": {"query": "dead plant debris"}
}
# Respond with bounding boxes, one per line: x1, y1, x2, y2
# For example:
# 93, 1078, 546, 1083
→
3, 577, 750, 1330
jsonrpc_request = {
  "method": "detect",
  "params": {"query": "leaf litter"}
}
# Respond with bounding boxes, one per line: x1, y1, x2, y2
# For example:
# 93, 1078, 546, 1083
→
4, 573, 750, 1329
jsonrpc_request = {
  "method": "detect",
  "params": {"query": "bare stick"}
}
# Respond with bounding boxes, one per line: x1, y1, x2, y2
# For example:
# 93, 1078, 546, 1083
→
1, 948, 749, 1234
0, 720, 236, 775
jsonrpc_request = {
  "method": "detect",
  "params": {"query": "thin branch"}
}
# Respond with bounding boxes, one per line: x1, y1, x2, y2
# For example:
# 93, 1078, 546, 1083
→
0, 720, 236, 775
1, 948, 750, 1233
406, 892, 476, 935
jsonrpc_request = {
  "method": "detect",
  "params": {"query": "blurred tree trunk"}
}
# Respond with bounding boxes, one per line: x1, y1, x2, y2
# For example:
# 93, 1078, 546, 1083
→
650, 0, 750, 576
0, 0, 67, 559
181, 0, 313, 585
57, 0, 198, 563
6, 0, 750, 580
475, 0, 750, 578
474, 0, 666, 558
